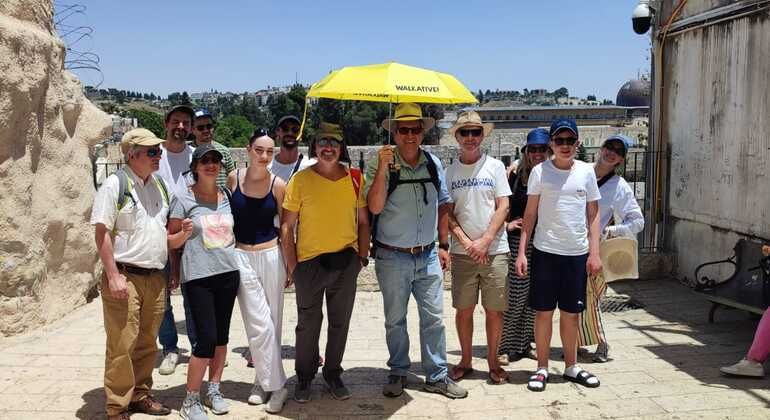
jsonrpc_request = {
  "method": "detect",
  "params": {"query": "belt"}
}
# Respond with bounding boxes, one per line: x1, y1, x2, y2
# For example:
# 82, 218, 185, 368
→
374, 241, 435, 255
116, 262, 162, 276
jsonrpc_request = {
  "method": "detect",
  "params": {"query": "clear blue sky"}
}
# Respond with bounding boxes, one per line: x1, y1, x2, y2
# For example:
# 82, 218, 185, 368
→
58, 1, 650, 101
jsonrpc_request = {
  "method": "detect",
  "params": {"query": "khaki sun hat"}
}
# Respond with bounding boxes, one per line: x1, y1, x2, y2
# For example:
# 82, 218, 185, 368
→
315, 121, 344, 141
448, 110, 494, 138
120, 128, 165, 154
381, 103, 435, 132
600, 237, 639, 283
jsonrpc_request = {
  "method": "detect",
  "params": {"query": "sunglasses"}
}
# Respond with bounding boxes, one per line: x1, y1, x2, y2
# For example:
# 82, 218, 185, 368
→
280, 125, 300, 134
397, 126, 423, 135
145, 147, 162, 158
527, 145, 548, 154
458, 128, 483, 137
195, 123, 214, 131
604, 144, 626, 156
317, 138, 342, 148
199, 156, 222, 165
553, 137, 578, 146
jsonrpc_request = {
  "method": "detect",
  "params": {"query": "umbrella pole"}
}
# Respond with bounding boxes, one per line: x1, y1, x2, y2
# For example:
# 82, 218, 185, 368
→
387, 102, 392, 146
298, 96, 310, 142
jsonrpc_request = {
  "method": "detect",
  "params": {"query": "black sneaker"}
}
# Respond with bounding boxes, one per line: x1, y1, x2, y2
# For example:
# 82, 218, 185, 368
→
383, 375, 407, 398
294, 379, 312, 403
325, 376, 351, 400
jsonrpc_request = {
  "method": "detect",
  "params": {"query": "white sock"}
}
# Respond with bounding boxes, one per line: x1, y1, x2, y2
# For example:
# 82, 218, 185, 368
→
565, 365, 599, 385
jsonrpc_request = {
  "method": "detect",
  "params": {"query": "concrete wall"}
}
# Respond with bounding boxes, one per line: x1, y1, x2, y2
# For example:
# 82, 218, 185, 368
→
656, 4, 770, 280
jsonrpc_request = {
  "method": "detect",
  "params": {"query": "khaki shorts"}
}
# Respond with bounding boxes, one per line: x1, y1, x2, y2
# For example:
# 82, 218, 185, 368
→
451, 253, 509, 311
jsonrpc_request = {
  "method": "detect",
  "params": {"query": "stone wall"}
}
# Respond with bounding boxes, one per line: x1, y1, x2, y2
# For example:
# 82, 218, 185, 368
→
0, 1, 112, 335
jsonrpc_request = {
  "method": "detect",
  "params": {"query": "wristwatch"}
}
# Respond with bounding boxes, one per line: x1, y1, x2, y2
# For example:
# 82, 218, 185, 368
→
360, 256, 370, 267
438, 242, 450, 251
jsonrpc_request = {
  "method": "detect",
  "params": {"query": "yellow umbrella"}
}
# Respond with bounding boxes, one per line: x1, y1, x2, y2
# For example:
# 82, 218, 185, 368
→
307, 62, 478, 104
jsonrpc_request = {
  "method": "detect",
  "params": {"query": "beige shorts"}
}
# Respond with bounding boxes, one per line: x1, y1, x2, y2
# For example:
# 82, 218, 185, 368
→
451, 253, 509, 311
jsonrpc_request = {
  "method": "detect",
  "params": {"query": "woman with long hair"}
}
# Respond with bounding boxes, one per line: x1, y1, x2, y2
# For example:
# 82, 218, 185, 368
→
498, 128, 551, 363
227, 132, 289, 413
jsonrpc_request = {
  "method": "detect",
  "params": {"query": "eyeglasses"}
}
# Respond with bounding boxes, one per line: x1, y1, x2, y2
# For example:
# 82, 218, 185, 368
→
317, 138, 342, 148
458, 128, 483, 137
280, 125, 300, 134
145, 147, 162, 158
527, 145, 548, 154
195, 123, 214, 131
553, 137, 578, 146
397, 126, 423, 135
199, 156, 222, 165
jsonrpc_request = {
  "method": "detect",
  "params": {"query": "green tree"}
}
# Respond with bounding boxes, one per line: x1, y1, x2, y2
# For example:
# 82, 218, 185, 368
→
216, 115, 255, 147
128, 109, 164, 138
553, 87, 569, 98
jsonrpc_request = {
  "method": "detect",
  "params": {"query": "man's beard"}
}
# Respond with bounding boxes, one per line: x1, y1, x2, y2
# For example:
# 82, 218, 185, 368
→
172, 129, 189, 141
282, 138, 298, 149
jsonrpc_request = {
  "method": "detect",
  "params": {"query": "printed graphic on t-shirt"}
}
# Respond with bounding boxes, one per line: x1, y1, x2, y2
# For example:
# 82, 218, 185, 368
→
200, 214, 234, 249
450, 178, 495, 190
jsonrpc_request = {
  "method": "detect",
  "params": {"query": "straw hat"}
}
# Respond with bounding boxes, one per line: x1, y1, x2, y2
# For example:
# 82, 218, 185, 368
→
381, 103, 435, 132
600, 237, 639, 283
448, 111, 493, 138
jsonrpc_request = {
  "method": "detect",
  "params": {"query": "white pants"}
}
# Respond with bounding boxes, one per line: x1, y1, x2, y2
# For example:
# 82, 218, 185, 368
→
236, 247, 287, 391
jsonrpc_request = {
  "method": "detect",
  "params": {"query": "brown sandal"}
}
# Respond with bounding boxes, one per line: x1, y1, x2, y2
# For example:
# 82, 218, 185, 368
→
488, 367, 509, 384
449, 365, 474, 381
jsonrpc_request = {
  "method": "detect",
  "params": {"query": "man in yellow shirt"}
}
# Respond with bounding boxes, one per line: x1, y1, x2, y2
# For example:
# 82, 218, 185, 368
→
280, 122, 370, 403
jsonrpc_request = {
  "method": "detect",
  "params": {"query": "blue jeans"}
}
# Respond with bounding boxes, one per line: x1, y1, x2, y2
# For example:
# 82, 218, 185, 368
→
158, 287, 197, 354
375, 247, 448, 383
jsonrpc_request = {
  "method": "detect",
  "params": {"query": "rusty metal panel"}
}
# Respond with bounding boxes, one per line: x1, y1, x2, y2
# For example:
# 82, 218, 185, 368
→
665, 13, 770, 240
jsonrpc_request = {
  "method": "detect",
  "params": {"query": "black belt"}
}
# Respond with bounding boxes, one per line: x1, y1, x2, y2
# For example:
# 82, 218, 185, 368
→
117, 263, 162, 276
374, 241, 435, 255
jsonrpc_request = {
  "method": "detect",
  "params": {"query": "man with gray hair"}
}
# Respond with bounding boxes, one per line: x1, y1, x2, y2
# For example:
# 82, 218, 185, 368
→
91, 128, 174, 420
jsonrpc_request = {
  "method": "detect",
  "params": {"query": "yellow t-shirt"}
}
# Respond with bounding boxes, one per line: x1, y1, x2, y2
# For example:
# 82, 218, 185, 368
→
283, 166, 367, 262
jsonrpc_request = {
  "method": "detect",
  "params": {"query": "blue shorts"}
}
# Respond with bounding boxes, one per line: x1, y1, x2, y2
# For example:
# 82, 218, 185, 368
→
529, 247, 587, 313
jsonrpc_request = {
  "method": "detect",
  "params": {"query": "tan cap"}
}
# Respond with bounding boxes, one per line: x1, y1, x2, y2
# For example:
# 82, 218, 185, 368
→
120, 128, 165, 154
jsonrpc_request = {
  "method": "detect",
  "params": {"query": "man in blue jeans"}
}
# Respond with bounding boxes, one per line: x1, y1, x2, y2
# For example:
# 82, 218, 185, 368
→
364, 103, 467, 399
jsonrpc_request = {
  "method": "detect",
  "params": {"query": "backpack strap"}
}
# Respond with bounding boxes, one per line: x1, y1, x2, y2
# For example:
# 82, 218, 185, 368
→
422, 149, 441, 194
115, 169, 136, 210
152, 174, 169, 207
291, 153, 304, 176
350, 167, 362, 199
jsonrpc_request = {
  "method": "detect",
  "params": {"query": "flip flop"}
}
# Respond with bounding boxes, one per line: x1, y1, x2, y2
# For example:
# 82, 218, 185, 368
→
449, 365, 474, 381
527, 372, 548, 392
488, 367, 509, 385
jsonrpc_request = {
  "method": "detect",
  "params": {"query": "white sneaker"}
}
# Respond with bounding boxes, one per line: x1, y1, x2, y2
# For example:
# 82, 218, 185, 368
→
720, 358, 765, 378
158, 351, 178, 375
265, 387, 288, 414
247, 384, 268, 405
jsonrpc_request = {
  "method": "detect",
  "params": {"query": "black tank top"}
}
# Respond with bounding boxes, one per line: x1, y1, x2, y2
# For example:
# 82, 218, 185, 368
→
231, 170, 279, 245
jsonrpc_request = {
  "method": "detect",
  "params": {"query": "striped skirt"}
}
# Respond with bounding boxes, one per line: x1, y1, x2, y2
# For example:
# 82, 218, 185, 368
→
578, 272, 608, 347
499, 234, 535, 356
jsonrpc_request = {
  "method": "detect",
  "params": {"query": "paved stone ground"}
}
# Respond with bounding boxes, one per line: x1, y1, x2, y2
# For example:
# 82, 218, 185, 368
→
1, 278, 770, 419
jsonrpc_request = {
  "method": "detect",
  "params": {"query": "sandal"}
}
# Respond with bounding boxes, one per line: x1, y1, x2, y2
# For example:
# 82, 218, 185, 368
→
564, 369, 600, 388
488, 367, 509, 385
527, 371, 548, 392
449, 365, 474, 381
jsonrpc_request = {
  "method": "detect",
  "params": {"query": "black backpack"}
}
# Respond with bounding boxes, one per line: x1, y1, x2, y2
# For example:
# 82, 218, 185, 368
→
370, 149, 441, 255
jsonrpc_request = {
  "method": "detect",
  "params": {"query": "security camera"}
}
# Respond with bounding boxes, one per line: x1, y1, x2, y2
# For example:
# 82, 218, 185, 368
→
632, 0, 653, 34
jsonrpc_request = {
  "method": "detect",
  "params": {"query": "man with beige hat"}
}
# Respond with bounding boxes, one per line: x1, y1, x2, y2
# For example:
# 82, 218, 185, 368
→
365, 103, 466, 399
444, 111, 512, 384
91, 128, 174, 419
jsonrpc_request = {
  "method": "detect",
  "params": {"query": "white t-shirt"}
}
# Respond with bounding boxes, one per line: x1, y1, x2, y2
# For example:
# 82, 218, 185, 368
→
528, 159, 601, 256
446, 155, 512, 255
157, 144, 193, 196
598, 173, 644, 237
269, 153, 315, 183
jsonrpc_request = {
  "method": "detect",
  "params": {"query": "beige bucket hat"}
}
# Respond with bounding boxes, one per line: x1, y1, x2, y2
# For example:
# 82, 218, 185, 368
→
600, 237, 639, 283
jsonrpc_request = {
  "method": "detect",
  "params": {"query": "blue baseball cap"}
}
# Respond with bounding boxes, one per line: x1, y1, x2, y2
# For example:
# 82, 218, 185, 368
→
549, 118, 579, 138
526, 128, 550, 146
194, 108, 215, 121
603, 134, 635, 157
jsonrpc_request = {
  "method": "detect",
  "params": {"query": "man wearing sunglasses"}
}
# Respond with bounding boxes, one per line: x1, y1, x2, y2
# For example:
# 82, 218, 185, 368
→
192, 108, 235, 188
269, 115, 315, 182
365, 103, 466, 400
91, 129, 174, 419
444, 111, 512, 385
515, 118, 603, 392
155, 105, 196, 376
